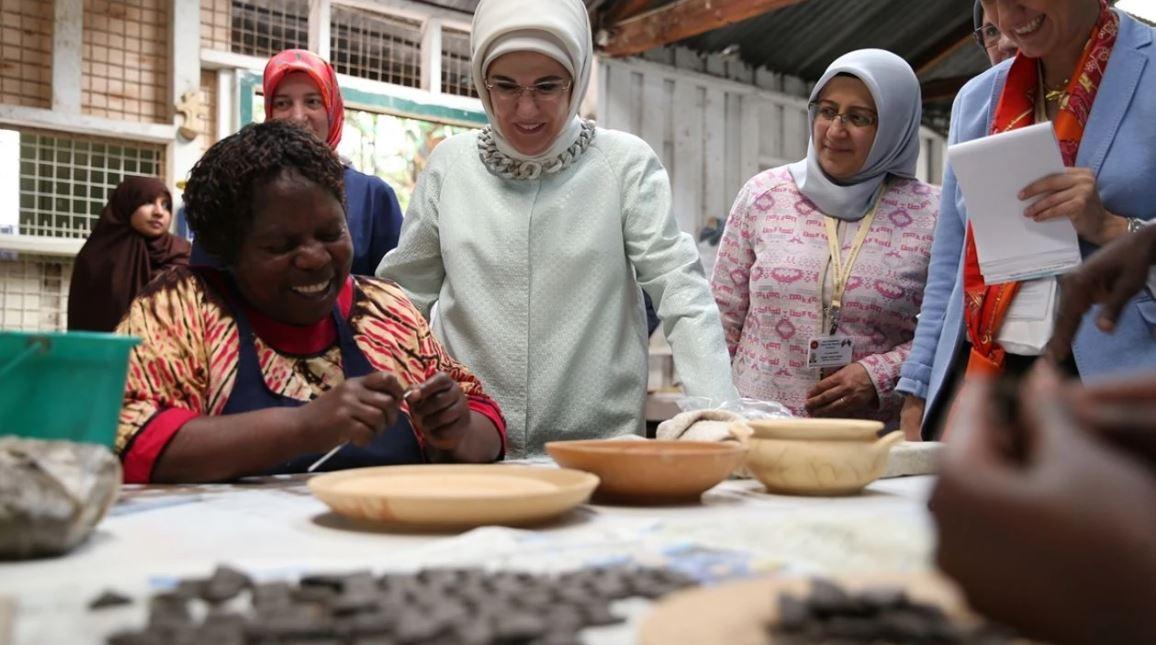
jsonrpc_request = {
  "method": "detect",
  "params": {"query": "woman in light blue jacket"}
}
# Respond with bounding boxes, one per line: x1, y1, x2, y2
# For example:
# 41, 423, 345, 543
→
898, 1, 1156, 439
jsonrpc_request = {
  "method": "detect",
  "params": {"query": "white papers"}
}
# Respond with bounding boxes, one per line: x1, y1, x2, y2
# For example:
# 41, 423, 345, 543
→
997, 277, 1057, 355
1003, 277, 1055, 321
948, 122, 1082, 284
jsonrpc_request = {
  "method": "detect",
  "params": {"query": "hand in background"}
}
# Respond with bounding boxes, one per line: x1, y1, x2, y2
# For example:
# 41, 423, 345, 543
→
805, 362, 878, 417
899, 395, 925, 441
930, 364, 1156, 645
1020, 167, 1122, 245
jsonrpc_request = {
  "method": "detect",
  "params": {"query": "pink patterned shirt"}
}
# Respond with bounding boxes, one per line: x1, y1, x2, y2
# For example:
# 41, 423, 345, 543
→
711, 167, 939, 423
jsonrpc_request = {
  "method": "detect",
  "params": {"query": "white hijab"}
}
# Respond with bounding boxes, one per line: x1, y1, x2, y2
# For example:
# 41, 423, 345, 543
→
471, 0, 593, 163
788, 49, 922, 220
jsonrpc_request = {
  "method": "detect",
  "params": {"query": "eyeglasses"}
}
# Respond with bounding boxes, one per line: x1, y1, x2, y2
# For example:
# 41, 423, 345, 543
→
808, 101, 878, 129
973, 24, 1003, 50
484, 78, 573, 104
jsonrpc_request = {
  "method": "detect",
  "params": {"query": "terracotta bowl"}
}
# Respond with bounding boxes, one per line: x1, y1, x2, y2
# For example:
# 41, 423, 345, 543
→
545, 439, 747, 504
730, 418, 903, 496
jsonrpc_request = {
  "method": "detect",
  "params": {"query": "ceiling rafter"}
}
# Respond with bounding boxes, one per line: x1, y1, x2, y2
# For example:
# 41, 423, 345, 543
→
911, 20, 977, 76
597, 0, 810, 58
597, 0, 655, 27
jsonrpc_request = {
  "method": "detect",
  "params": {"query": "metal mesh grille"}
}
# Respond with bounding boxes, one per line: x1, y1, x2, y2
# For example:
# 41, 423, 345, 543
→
200, 0, 231, 50
199, 69, 219, 154
82, 0, 170, 123
441, 26, 477, 97
229, 0, 308, 59
17, 129, 165, 239
0, 0, 53, 108
0, 254, 72, 331
330, 6, 421, 87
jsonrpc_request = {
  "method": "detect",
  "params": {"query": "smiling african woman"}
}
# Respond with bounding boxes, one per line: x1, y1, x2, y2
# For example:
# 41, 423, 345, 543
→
67, 176, 190, 332
115, 121, 504, 483
711, 50, 939, 428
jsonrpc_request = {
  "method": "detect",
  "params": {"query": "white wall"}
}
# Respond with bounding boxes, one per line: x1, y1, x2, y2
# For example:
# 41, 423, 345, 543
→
0, 129, 18, 234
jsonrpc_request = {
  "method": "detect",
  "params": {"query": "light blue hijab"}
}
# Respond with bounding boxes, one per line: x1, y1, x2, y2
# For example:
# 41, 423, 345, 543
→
789, 49, 922, 220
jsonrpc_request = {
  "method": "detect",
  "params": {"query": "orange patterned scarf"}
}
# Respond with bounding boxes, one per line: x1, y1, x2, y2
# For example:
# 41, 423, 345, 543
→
962, 1, 1118, 376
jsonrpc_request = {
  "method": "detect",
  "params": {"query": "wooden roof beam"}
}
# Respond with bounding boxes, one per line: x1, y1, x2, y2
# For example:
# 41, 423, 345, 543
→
599, 0, 656, 26
597, 0, 811, 58
911, 20, 976, 76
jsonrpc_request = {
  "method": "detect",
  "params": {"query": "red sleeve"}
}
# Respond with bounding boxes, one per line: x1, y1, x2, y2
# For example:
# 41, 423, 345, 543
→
121, 408, 200, 483
467, 394, 507, 461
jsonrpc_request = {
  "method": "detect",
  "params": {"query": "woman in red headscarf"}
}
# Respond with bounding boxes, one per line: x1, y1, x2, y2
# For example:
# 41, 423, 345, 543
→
68, 176, 191, 332
189, 49, 403, 276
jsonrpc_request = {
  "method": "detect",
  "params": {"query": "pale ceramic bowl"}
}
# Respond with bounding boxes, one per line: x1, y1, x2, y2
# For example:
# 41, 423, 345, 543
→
730, 418, 903, 496
545, 439, 747, 504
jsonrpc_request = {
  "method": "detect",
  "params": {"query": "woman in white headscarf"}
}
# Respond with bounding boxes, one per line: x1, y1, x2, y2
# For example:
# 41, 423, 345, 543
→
711, 49, 940, 427
378, 0, 737, 457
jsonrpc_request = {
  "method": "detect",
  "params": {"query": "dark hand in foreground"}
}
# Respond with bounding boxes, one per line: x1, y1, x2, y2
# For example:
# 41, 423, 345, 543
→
805, 362, 878, 417
1046, 222, 1156, 361
930, 364, 1156, 645
1067, 373, 1156, 468
296, 372, 405, 451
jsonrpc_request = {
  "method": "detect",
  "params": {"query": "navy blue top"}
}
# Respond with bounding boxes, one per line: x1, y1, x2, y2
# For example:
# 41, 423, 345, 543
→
644, 292, 659, 337
187, 166, 403, 277
343, 166, 403, 276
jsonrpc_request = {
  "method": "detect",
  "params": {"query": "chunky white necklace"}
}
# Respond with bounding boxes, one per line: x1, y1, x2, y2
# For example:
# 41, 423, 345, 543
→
477, 120, 597, 181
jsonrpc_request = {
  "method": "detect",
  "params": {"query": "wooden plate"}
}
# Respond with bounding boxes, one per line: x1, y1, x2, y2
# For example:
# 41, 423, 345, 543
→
545, 440, 746, 503
308, 464, 599, 529
639, 572, 971, 645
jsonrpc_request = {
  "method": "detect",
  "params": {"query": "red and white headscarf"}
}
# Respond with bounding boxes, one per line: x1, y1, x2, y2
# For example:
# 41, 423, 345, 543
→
263, 49, 345, 149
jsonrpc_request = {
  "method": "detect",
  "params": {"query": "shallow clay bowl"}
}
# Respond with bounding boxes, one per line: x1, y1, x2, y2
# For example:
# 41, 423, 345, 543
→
308, 464, 599, 529
545, 439, 747, 504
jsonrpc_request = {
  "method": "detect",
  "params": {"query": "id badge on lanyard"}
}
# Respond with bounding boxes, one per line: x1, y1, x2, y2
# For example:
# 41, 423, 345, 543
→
805, 198, 880, 369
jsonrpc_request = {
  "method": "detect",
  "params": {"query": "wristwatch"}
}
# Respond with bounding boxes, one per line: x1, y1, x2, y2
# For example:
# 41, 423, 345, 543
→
1127, 217, 1146, 234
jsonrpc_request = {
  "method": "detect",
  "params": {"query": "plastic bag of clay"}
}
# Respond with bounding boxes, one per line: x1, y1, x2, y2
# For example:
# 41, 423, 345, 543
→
0, 437, 121, 559
657, 396, 791, 444
674, 396, 793, 420
655, 399, 788, 479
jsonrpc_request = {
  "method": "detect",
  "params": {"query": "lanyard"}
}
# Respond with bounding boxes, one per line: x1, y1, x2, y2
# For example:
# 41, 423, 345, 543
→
819, 190, 883, 335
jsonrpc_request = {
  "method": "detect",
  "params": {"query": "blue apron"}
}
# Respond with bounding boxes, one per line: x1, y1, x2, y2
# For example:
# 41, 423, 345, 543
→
210, 270, 425, 473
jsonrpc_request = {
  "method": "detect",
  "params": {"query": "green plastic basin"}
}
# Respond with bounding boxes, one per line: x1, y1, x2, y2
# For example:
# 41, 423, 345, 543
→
0, 331, 139, 447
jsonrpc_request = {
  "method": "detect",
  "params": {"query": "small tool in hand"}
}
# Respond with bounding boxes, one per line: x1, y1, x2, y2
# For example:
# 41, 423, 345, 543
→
306, 441, 347, 473
306, 385, 421, 473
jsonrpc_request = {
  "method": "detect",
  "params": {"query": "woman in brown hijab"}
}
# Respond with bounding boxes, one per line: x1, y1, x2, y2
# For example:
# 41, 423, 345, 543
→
67, 176, 190, 332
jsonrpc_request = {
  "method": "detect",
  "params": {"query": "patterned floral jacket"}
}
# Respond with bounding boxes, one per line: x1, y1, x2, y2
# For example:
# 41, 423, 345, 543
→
711, 167, 940, 424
